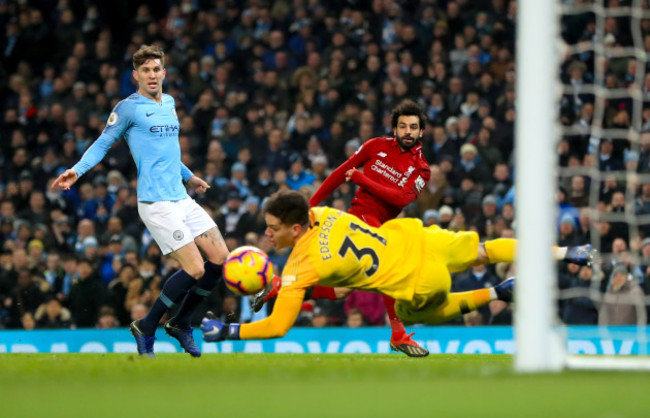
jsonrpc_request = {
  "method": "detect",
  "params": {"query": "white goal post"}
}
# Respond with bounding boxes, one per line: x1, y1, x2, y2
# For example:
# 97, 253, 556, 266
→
514, 0, 564, 372
515, 0, 650, 372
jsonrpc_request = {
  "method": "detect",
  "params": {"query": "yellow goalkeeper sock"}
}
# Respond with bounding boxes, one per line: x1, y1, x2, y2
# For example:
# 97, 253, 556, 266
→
485, 239, 566, 263
425, 289, 493, 324
484, 239, 516, 263
553, 246, 567, 259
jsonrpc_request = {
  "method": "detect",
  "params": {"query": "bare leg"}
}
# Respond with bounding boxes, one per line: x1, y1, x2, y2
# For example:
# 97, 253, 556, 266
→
194, 227, 229, 264
169, 241, 207, 279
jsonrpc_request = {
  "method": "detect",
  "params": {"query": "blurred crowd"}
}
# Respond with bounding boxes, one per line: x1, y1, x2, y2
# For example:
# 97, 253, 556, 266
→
0, 0, 649, 331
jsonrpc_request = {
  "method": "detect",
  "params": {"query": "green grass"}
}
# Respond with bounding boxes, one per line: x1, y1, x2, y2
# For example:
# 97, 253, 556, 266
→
0, 354, 647, 417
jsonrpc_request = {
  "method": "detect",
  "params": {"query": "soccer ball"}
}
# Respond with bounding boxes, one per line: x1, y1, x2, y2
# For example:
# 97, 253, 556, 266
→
223, 246, 274, 295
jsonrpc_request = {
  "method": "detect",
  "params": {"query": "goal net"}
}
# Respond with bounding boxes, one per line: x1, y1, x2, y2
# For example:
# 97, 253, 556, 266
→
515, 0, 650, 371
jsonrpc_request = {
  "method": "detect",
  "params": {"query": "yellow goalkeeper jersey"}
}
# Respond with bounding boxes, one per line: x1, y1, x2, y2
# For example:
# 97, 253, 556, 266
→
280, 207, 425, 301
239, 207, 479, 339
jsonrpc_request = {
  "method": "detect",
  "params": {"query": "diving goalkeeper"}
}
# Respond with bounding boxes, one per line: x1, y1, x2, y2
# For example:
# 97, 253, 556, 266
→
201, 190, 595, 342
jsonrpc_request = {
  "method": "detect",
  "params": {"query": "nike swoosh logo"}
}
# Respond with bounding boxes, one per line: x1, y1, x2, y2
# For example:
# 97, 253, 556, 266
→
203, 323, 221, 335
146, 112, 154, 117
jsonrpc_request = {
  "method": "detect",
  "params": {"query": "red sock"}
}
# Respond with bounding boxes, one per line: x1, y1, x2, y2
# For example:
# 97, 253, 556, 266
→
383, 294, 406, 337
311, 285, 337, 300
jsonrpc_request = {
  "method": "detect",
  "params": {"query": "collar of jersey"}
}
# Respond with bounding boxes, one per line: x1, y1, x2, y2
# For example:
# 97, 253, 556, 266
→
136, 92, 165, 104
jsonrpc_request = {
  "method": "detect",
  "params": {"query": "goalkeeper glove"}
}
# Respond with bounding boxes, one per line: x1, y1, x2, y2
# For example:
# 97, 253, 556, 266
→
251, 274, 282, 312
201, 311, 240, 342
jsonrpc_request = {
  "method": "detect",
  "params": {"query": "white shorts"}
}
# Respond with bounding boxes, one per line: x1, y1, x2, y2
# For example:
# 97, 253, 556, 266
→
138, 197, 217, 255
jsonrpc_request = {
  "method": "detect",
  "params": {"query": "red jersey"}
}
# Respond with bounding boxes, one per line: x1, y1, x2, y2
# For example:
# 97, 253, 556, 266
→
309, 136, 430, 226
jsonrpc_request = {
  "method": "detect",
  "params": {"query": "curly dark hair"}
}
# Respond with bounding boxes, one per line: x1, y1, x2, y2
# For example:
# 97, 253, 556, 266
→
390, 99, 426, 129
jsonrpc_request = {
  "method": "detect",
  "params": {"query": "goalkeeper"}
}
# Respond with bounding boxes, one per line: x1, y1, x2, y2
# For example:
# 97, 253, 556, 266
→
201, 190, 596, 342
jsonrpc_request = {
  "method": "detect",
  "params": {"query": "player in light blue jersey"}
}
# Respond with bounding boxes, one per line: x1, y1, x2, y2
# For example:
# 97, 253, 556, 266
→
52, 45, 229, 358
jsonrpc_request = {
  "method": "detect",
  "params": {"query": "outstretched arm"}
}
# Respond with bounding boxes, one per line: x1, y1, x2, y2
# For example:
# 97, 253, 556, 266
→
52, 133, 120, 190
348, 168, 424, 208
309, 142, 371, 207
54, 102, 131, 189
239, 291, 305, 339
202, 290, 305, 341
309, 158, 357, 207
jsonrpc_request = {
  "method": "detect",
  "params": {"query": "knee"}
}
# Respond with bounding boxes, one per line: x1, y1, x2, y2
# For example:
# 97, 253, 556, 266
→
395, 292, 447, 325
394, 301, 417, 326
186, 264, 205, 280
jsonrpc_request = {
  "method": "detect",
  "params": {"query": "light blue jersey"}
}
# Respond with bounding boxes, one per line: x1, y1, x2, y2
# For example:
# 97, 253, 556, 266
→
72, 93, 193, 202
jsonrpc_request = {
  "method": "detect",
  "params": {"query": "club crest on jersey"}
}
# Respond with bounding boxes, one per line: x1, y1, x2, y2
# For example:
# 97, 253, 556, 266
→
281, 275, 297, 287
173, 230, 184, 241
414, 175, 426, 193
107, 112, 118, 126
398, 166, 416, 187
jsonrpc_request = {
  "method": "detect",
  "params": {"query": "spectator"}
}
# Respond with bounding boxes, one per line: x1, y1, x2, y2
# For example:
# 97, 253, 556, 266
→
97, 305, 119, 328
228, 162, 251, 199
51, 214, 75, 252
43, 252, 65, 296
452, 143, 489, 188
311, 305, 329, 328
423, 209, 439, 227
344, 291, 385, 326
216, 189, 246, 238
0, 0, 635, 330
599, 265, 647, 326
453, 265, 501, 324
73, 219, 97, 254
18, 191, 48, 225
285, 153, 316, 191
568, 175, 589, 209
488, 300, 513, 325
415, 164, 448, 216
35, 296, 71, 328
7, 268, 48, 328
68, 258, 106, 328
346, 308, 365, 328
233, 196, 266, 243
558, 214, 581, 247
130, 302, 148, 322
562, 264, 600, 325
474, 127, 502, 171
108, 263, 136, 326
125, 258, 161, 313
21, 312, 36, 330
101, 217, 137, 252
430, 125, 458, 165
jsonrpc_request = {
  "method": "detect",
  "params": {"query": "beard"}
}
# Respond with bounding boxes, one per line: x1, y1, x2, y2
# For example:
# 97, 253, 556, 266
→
396, 134, 418, 150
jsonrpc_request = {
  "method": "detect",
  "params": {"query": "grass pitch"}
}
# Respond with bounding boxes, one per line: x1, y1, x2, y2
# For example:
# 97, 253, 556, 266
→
0, 353, 647, 417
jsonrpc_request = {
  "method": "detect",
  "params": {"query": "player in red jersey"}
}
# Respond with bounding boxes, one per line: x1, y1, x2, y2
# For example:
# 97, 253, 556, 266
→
255, 99, 431, 357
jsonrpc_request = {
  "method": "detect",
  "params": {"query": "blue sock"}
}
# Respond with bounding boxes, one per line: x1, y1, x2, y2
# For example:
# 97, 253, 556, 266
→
172, 261, 222, 328
138, 269, 196, 335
